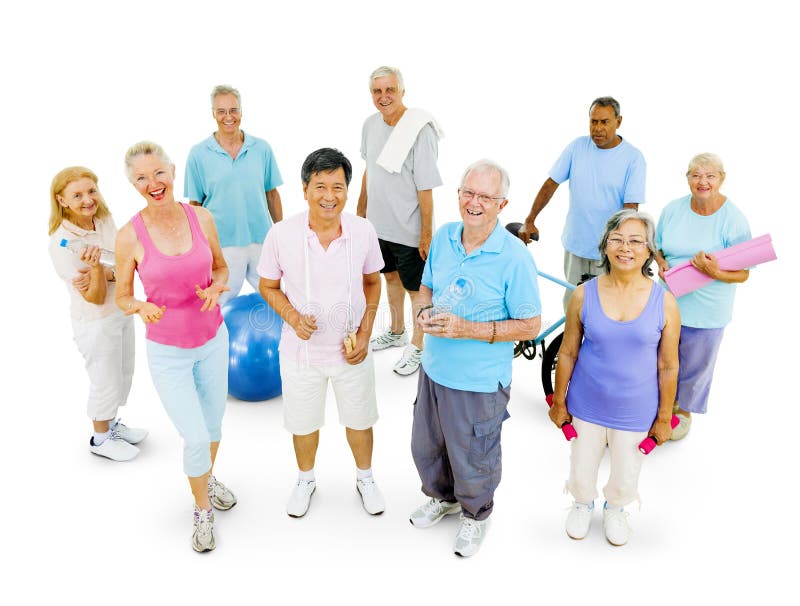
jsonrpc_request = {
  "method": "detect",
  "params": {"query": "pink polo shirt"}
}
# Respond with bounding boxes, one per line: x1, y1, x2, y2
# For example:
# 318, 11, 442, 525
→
258, 212, 384, 365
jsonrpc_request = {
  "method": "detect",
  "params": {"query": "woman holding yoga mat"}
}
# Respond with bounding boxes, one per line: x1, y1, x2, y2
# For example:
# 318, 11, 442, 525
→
655, 153, 751, 440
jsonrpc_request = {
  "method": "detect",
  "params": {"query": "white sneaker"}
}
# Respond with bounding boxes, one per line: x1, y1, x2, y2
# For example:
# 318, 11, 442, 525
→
603, 502, 630, 546
409, 497, 462, 528
565, 500, 594, 539
370, 328, 408, 351
89, 432, 139, 462
453, 514, 489, 557
208, 475, 237, 510
356, 477, 386, 515
110, 419, 148, 445
287, 479, 316, 518
393, 344, 422, 376
192, 507, 216, 553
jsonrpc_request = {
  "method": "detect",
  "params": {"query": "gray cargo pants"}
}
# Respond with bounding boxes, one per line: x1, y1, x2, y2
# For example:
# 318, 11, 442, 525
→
411, 367, 511, 521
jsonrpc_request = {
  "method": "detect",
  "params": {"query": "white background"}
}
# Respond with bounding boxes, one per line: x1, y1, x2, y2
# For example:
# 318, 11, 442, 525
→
3, 0, 796, 603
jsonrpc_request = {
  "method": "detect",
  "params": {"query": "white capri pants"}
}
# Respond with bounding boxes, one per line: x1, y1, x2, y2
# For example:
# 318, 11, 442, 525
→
567, 416, 647, 507
71, 312, 135, 422
280, 353, 379, 435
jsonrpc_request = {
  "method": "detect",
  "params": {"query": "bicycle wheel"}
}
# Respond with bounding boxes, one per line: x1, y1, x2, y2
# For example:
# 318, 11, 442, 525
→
540, 331, 563, 396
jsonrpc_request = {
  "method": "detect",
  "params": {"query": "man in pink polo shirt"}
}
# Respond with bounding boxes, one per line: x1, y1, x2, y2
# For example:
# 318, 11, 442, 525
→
258, 148, 386, 518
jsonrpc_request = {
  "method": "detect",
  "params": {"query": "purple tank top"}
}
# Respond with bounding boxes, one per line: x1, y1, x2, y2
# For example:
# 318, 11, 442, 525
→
132, 203, 222, 348
567, 277, 665, 432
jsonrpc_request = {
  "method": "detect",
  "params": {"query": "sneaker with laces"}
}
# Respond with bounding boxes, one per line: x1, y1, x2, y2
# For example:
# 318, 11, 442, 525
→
110, 419, 148, 445
603, 502, 630, 546
192, 507, 216, 553
409, 497, 462, 528
207, 475, 237, 510
565, 500, 594, 539
393, 344, 422, 376
370, 328, 409, 351
356, 477, 385, 515
670, 413, 692, 441
89, 432, 139, 462
453, 514, 489, 557
287, 479, 316, 518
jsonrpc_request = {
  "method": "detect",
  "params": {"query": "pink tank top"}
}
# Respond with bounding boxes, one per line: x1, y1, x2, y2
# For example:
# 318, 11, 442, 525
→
132, 203, 222, 348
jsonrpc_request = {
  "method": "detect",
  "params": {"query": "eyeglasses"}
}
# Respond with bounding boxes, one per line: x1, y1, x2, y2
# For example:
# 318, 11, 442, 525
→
606, 237, 648, 249
214, 108, 241, 117
458, 188, 505, 205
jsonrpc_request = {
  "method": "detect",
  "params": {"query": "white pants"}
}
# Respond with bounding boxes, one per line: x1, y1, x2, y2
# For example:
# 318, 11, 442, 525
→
220, 243, 264, 306
280, 354, 379, 435
567, 417, 647, 507
72, 312, 135, 421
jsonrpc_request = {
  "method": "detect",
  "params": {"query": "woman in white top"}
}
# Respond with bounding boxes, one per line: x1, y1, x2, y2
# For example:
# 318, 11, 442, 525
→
48, 166, 148, 461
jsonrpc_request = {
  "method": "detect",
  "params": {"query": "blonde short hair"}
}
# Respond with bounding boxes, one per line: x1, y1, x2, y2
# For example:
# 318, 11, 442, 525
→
686, 152, 725, 178
48, 167, 111, 235
124, 141, 172, 181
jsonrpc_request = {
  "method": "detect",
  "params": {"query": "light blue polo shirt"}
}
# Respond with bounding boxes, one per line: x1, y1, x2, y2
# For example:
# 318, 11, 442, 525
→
421, 220, 542, 393
184, 132, 283, 248
656, 195, 751, 328
550, 135, 646, 260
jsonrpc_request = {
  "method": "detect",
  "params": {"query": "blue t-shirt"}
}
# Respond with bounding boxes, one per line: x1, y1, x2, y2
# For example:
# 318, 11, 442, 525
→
421, 220, 542, 393
184, 132, 283, 248
655, 195, 751, 328
550, 136, 646, 260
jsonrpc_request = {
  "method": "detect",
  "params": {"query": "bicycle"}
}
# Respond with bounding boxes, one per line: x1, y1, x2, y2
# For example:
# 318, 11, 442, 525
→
504, 222, 588, 397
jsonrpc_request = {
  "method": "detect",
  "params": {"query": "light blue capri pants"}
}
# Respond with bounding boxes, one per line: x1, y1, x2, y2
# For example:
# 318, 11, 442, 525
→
146, 324, 229, 476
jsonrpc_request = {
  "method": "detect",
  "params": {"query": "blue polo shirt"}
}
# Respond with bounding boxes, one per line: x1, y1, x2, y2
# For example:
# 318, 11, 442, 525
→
421, 220, 542, 392
184, 132, 283, 247
550, 136, 646, 260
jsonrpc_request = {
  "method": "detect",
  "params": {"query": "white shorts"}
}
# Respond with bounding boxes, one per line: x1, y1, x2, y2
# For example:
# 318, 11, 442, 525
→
280, 353, 379, 435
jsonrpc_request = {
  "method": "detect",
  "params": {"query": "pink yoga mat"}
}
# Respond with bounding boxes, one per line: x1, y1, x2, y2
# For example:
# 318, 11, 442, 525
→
663, 234, 776, 298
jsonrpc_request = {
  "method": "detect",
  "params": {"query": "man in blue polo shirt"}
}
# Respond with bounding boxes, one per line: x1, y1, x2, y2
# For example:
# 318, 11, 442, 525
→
518, 96, 646, 309
185, 84, 283, 305
409, 160, 541, 557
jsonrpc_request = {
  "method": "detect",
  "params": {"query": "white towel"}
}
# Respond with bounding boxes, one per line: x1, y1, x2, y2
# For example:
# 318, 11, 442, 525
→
376, 108, 444, 174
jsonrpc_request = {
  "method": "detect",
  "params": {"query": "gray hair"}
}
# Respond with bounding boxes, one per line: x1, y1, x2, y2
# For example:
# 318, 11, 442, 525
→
124, 141, 172, 181
590, 96, 621, 118
211, 84, 241, 108
460, 159, 510, 198
686, 152, 725, 177
369, 66, 404, 92
598, 209, 657, 277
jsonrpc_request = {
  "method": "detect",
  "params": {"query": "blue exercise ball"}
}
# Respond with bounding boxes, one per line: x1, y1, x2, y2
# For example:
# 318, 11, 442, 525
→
222, 293, 283, 401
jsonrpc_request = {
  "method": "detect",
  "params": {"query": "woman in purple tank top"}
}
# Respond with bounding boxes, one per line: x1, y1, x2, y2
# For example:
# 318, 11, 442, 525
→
549, 209, 680, 547
115, 141, 235, 553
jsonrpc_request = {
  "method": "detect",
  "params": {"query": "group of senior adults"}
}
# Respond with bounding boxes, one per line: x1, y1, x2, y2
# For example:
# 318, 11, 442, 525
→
48, 65, 752, 556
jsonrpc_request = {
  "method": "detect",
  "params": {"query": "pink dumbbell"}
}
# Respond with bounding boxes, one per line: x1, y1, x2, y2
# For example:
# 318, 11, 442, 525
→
638, 415, 680, 454
545, 393, 578, 441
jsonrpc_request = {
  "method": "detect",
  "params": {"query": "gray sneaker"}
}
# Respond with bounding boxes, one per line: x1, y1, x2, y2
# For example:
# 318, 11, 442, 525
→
409, 497, 462, 528
207, 475, 237, 510
393, 344, 422, 376
192, 507, 216, 553
110, 419, 148, 445
453, 514, 489, 557
370, 328, 408, 351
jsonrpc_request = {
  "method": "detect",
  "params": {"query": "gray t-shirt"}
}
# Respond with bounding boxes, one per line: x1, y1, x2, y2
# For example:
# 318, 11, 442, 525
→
360, 112, 442, 247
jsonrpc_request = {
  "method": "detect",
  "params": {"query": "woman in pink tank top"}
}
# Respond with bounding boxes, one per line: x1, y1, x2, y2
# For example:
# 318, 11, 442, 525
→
549, 209, 680, 547
115, 141, 234, 553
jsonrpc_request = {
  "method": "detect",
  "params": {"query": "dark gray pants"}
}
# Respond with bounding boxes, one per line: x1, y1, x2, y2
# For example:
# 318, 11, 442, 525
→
411, 367, 510, 521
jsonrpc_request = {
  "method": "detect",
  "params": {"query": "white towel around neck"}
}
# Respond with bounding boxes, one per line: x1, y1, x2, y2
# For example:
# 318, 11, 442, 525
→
376, 108, 444, 174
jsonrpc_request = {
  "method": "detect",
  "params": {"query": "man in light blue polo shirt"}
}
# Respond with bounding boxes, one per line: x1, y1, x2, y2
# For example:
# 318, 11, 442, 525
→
518, 97, 646, 309
185, 84, 283, 305
409, 160, 541, 558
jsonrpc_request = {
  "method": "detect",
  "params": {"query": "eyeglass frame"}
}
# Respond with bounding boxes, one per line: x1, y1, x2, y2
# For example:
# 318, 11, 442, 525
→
457, 188, 506, 205
214, 108, 241, 117
605, 236, 648, 249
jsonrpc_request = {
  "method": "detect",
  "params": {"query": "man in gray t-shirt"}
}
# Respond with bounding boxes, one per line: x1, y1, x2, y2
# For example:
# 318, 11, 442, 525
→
358, 66, 442, 377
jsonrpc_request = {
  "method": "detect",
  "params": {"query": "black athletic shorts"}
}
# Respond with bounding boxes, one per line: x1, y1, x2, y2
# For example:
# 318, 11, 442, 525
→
378, 238, 425, 291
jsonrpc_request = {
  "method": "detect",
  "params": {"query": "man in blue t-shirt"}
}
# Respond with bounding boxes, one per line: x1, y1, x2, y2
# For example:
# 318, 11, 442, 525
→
518, 97, 646, 309
409, 160, 541, 558
185, 84, 283, 305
